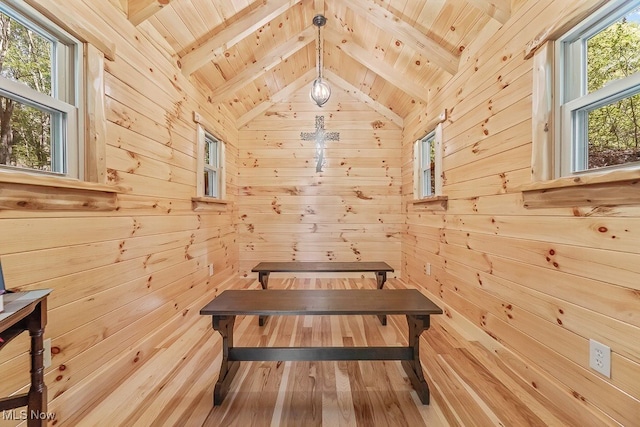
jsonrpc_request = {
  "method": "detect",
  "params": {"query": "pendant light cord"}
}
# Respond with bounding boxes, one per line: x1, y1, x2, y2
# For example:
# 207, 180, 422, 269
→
317, 23, 322, 79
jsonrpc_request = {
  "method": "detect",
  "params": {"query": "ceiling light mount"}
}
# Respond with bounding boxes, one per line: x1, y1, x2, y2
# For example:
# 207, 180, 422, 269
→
310, 14, 330, 107
312, 14, 327, 27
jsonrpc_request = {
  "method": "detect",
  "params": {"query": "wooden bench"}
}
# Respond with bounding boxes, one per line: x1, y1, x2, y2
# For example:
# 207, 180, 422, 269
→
200, 289, 442, 406
251, 261, 394, 325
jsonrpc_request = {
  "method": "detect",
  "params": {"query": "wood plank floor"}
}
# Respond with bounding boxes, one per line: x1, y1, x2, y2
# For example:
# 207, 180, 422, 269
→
70, 277, 576, 426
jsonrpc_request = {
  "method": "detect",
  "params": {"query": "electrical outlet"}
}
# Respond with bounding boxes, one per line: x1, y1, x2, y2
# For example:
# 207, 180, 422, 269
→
426, 263, 431, 276
43, 338, 52, 369
208, 263, 214, 276
589, 339, 611, 378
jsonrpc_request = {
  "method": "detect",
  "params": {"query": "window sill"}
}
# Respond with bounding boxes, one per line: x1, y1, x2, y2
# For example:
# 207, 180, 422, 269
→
411, 196, 448, 211
191, 197, 232, 211
0, 169, 128, 211
518, 169, 640, 208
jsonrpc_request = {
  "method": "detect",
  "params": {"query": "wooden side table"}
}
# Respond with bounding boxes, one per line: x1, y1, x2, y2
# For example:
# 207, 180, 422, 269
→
0, 290, 52, 426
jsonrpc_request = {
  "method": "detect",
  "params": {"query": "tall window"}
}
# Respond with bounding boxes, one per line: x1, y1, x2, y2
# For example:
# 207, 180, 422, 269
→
0, 1, 83, 178
204, 132, 221, 198
416, 131, 436, 198
556, 0, 640, 176
195, 117, 225, 200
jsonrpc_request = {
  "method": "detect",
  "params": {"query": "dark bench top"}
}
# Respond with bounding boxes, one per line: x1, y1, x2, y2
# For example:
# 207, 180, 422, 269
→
200, 289, 442, 317
251, 261, 394, 273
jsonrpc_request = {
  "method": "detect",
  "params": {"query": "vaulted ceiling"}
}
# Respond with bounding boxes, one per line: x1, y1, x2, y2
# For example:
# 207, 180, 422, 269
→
123, 0, 510, 126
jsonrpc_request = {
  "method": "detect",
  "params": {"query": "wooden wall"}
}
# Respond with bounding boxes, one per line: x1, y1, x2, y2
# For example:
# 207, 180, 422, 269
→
237, 86, 402, 277
0, 0, 238, 424
402, 0, 640, 425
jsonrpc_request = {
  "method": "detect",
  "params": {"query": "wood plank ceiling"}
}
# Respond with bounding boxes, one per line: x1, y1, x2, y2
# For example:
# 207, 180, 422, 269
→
124, 0, 510, 125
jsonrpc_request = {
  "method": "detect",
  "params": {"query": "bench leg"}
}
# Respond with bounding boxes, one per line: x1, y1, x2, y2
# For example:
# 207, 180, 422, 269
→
402, 315, 431, 404
212, 315, 239, 405
375, 271, 387, 325
258, 272, 270, 326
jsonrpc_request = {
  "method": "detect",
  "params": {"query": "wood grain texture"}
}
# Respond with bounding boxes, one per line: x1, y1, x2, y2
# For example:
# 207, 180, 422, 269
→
0, 1, 239, 425
402, 1, 640, 426
237, 84, 402, 278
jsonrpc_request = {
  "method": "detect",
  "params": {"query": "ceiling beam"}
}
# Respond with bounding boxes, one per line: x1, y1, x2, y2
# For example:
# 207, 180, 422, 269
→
346, 0, 458, 75
237, 69, 317, 128
324, 70, 403, 127
465, 0, 510, 24
324, 29, 429, 104
210, 26, 315, 103
179, 0, 302, 76
127, 0, 172, 26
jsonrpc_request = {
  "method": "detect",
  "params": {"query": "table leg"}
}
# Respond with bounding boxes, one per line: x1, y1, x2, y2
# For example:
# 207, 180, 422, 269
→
258, 272, 270, 326
212, 315, 239, 405
375, 271, 387, 325
27, 300, 47, 427
401, 315, 431, 404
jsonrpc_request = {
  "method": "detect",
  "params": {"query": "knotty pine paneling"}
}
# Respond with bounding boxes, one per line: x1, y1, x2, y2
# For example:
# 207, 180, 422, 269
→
237, 85, 402, 277
402, 0, 640, 425
0, 0, 238, 424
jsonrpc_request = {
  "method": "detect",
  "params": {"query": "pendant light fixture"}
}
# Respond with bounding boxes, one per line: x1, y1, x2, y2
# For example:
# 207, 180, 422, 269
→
310, 14, 331, 107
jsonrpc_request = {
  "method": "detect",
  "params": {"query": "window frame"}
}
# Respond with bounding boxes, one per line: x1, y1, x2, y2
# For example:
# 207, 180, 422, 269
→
413, 116, 444, 202
531, 0, 640, 182
194, 113, 226, 202
556, 0, 640, 177
416, 130, 435, 198
203, 131, 222, 198
0, 0, 84, 179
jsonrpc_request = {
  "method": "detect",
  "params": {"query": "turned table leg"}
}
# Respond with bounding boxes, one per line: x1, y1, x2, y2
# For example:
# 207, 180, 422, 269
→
258, 272, 270, 326
212, 315, 239, 405
27, 299, 47, 427
401, 314, 431, 404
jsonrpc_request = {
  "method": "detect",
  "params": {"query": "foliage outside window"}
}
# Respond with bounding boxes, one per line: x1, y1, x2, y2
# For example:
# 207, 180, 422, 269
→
557, 0, 640, 176
0, 1, 83, 178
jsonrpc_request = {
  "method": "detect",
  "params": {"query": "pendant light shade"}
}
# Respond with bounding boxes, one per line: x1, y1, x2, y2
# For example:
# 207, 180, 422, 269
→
310, 77, 331, 107
310, 14, 330, 107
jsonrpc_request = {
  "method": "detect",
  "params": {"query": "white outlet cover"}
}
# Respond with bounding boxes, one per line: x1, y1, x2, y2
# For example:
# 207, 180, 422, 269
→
589, 339, 611, 378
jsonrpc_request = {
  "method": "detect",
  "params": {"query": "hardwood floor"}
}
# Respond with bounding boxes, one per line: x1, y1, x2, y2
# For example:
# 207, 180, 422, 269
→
72, 277, 576, 426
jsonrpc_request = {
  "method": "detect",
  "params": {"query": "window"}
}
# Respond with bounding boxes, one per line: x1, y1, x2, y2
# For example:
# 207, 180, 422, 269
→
533, 0, 640, 180
204, 132, 222, 198
413, 119, 444, 202
416, 131, 436, 198
195, 116, 226, 201
0, 1, 83, 178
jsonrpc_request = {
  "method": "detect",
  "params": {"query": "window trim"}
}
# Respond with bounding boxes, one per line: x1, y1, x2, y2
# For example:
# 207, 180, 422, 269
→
192, 111, 229, 209
0, 0, 85, 179
0, 4, 123, 210
412, 110, 446, 205
416, 130, 435, 198
516, 0, 640, 194
556, 0, 640, 177
203, 132, 222, 198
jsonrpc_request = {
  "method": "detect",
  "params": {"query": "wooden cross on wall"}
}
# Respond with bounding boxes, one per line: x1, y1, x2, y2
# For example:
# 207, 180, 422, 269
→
300, 116, 340, 172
